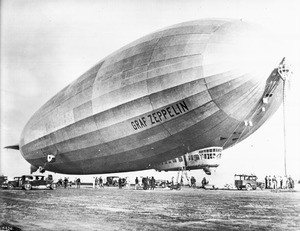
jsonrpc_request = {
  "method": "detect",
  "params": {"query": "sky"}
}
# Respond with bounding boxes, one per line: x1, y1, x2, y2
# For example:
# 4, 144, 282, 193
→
1, 0, 300, 186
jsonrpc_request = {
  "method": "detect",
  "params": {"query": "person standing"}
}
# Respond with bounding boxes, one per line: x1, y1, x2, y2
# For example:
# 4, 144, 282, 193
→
76, 178, 81, 188
99, 177, 104, 188
282, 175, 287, 189
191, 176, 196, 189
290, 177, 295, 189
149, 177, 153, 190
268, 176, 272, 189
150, 177, 156, 190
64, 177, 68, 189
125, 177, 130, 189
201, 177, 208, 189
95, 177, 99, 189
279, 176, 283, 189
272, 175, 277, 189
118, 178, 123, 189
135, 177, 139, 190
265, 176, 268, 189
143, 177, 148, 190
288, 176, 294, 189
146, 177, 150, 190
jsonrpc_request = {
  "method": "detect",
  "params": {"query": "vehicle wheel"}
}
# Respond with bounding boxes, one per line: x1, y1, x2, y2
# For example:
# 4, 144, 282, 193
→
246, 184, 252, 191
7, 184, 14, 190
252, 185, 257, 190
24, 183, 32, 190
50, 183, 57, 190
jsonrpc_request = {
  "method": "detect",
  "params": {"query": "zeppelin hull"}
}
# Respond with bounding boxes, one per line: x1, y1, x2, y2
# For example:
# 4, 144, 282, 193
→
19, 19, 284, 174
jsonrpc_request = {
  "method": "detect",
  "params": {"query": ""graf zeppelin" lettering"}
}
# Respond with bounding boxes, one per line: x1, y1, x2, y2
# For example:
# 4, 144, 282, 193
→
131, 100, 189, 130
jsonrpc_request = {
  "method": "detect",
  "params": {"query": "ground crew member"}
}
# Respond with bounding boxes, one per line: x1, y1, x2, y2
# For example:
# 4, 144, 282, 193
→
76, 178, 81, 188
191, 176, 196, 188
150, 177, 156, 190
64, 177, 68, 188
99, 177, 104, 188
201, 177, 208, 189
118, 178, 122, 189
135, 177, 139, 190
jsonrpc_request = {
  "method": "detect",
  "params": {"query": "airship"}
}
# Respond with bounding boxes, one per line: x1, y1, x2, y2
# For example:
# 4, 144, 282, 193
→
11, 19, 290, 175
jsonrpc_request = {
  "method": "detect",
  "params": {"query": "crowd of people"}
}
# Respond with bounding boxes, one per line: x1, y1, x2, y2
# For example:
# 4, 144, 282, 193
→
56, 175, 189, 190
56, 177, 81, 188
264, 175, 295, 189
169, 176, 208, 189
94, 177, 104, 188
54, 175, 296, 191
138, 176, 156, 190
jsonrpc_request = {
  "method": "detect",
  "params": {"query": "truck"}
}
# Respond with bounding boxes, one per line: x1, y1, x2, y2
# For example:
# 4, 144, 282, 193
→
234, 174, 264, 190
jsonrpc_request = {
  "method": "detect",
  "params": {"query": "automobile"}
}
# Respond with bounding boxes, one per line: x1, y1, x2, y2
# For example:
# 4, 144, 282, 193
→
234, 174, 264, 190
0, 176, 8, 185
0, 176, 8, 189
5, 175, 56, 190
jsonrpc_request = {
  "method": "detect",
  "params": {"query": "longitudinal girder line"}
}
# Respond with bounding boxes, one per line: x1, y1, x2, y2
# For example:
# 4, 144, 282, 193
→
221, 78, 264, 148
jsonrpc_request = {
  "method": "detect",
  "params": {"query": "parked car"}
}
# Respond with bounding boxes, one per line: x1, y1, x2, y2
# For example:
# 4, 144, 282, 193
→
4, 175, 56, 190
0, 176, 8, 185
0, 176, 8, 189
234, 174, 264, 190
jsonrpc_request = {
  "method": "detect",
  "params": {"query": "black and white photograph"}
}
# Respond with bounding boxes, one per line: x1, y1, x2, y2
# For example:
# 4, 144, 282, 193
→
1, 0, 300, 230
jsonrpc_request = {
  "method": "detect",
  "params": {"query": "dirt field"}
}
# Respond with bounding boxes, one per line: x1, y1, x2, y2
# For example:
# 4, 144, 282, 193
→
1, 187, 300, 230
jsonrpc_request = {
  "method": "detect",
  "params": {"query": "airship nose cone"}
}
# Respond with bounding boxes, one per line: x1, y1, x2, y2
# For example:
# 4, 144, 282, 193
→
202, 20, 284, 121
203, 21, 281, 78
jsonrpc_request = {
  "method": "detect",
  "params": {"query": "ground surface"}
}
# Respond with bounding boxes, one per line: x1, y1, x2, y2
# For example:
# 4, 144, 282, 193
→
1, 187, 300, 231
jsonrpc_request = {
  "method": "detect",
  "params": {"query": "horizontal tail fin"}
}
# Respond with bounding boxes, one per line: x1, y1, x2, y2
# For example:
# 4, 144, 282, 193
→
4, 144, 20, 150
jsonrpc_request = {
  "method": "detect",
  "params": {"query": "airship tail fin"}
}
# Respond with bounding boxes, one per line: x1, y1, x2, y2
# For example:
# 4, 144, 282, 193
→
4, 144, 20, 150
